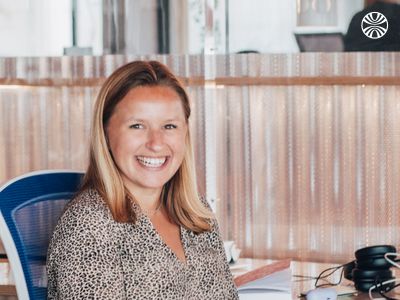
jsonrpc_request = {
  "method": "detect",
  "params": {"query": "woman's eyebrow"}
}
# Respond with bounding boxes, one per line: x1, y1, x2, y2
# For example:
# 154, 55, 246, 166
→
124, 117, 184, 123
125, 117, 145, 123
164, 118, 184, 122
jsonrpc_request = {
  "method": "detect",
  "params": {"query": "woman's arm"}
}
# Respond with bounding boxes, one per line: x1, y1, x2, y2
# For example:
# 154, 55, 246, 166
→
211, 218, 240, 299
47, 197, 126, 299
199, 196, 239, 299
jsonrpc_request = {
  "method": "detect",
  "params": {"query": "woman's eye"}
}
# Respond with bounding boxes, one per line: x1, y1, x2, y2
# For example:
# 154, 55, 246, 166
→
165, 124, 177, 129
129, 124, 143, 129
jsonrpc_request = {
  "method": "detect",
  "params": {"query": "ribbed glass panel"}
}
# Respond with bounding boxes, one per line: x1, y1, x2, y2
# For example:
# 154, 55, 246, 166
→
215, 84, 400, 262
1, 53, 400, 262
0, 55, 206, 191
0, 86, 97, 181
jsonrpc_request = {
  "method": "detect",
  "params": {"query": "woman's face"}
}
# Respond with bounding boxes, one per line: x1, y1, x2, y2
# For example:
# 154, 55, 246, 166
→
106, 85, 188, 196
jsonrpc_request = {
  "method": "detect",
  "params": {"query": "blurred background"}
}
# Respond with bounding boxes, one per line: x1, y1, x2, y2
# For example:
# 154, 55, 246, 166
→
1, 0, 400, 265
0, 0, 367, 56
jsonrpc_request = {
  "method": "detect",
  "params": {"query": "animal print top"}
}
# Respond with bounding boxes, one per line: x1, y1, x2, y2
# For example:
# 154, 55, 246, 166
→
46, 189, 238, 299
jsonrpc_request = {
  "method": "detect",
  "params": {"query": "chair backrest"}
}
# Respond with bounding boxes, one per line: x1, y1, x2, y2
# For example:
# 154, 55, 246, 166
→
0, 170, 84, 300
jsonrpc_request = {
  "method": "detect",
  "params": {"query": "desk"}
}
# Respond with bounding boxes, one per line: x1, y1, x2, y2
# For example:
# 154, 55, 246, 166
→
0, 258, 399, 299
231, 258, 400, 300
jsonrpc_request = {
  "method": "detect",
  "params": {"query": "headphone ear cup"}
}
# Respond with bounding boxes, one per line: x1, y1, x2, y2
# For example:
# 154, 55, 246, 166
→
354, 280, 395, 292
352, 269, 395, 292
343, 261, 355, 281
355, 245, 396, 261
352, 268, 393, 280
356, 257, 393, 269
354, 280, 375, 292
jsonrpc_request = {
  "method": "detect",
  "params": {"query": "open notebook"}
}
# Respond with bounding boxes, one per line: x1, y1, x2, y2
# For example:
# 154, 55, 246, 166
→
233, 259, 292, 300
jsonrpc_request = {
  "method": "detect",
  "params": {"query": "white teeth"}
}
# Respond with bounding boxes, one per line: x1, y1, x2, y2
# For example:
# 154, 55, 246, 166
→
137, 156, 167, 168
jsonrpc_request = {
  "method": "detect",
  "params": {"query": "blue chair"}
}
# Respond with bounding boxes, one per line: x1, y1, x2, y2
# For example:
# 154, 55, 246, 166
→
0, 170, 84, 300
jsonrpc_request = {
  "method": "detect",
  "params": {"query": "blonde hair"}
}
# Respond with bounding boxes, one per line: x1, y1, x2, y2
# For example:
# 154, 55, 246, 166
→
80, 61, 213, 232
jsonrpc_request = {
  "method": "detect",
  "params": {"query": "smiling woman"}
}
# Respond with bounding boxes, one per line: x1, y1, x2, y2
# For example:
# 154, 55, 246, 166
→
46, 61, 239, 299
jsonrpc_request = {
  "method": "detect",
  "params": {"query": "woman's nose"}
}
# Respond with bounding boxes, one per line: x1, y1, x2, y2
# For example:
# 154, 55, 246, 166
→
145, 129, 164, 151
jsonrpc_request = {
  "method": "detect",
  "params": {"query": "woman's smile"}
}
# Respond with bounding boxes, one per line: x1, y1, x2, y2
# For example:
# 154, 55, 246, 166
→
136, 156, 168, 168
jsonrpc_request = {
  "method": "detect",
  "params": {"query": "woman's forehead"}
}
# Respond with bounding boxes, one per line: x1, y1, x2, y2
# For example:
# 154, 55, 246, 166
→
112, 86, 186, 121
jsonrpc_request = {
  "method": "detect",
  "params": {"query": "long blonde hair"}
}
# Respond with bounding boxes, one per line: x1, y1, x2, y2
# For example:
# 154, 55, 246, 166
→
80, 61, 213, 232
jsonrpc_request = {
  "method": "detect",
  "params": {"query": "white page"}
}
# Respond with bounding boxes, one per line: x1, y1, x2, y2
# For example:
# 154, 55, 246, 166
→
237, 268, 292, 293
239, 290, 292, 300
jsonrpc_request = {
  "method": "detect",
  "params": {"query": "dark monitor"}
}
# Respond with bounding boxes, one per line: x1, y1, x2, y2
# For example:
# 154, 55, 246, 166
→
295, 33, 344, 52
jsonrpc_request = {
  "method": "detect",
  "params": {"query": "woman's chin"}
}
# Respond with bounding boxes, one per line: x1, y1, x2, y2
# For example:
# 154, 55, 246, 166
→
130, 177, 170, 191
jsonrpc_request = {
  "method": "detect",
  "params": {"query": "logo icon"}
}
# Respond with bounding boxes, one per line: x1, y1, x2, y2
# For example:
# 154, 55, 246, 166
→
361, 12, 388, 39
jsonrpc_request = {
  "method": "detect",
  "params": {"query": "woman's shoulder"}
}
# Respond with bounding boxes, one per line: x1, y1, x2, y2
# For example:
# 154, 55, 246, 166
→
48, 189, 119, 255
197, 195, 220, 230
183, 196, 224, 250
57, 188, 115, 232
198, 195, 213, 211
47, 189, 122, 291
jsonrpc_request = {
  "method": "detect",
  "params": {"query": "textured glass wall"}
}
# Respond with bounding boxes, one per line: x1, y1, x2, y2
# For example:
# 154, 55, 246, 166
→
0, 56, 206, 195
215, 84, 400, 263
1, 53, 400, 263
0, 86, 95, 179
211, 53, 400, 263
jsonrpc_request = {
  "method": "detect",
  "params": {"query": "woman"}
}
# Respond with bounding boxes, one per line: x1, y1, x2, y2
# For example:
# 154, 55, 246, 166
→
46, 61, 238, 299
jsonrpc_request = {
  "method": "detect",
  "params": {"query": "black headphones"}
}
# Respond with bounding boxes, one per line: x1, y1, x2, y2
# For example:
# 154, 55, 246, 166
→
343, 245, 396, 292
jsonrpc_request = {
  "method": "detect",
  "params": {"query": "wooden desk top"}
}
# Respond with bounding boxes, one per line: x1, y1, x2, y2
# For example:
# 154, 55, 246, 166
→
1, 257, 399, 299
231, 258, 400, 299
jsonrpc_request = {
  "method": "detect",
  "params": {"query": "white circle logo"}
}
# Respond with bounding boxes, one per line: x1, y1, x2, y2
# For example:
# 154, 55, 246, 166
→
361, 12, 388, 39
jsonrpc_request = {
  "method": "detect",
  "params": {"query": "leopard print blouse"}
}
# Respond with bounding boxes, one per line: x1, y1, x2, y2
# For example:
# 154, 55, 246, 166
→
46, 189, 238, 299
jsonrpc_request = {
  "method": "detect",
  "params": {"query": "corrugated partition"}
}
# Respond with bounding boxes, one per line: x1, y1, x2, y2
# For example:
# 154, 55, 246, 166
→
1, 53, 400, 263
212, 53, 400, 263
0, 55, 207, 194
